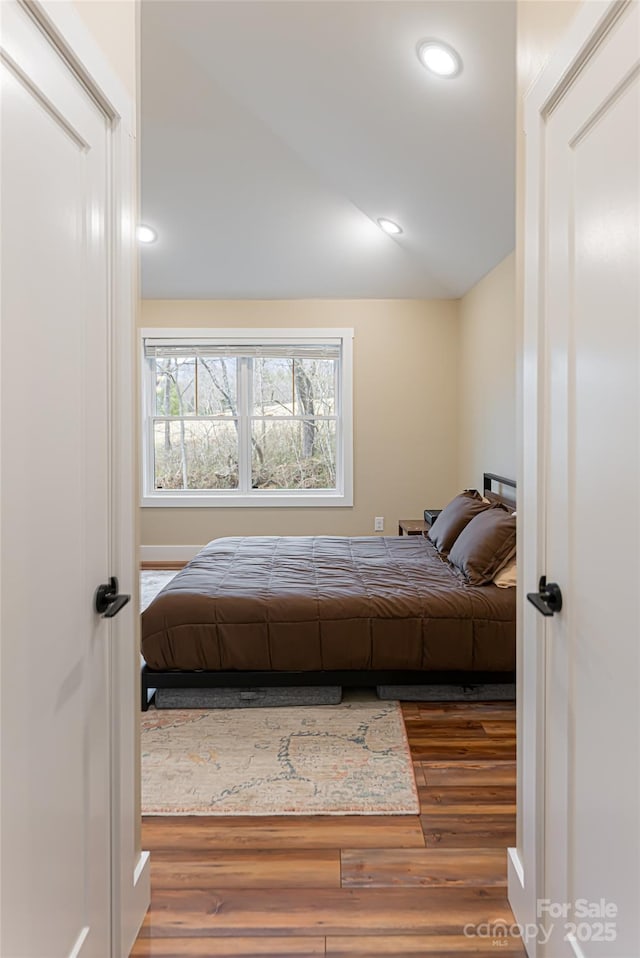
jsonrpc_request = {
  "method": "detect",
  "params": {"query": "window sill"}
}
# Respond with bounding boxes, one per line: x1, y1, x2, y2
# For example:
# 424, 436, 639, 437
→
141, 492, 353, 508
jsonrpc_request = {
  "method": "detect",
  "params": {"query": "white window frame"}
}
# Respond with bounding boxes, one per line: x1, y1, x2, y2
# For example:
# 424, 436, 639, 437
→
140, 327, 354, 507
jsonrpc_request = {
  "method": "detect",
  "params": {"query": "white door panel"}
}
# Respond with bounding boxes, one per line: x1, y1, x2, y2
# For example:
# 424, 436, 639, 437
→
1, 3, 111, 955
545, 59, 640, 958
523, 3, 640, 957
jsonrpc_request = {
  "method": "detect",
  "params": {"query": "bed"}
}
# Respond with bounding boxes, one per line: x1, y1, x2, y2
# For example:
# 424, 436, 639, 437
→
141, 473, 517, 709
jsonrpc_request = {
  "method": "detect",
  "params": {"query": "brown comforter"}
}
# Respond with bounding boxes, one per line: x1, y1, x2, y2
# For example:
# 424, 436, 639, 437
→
141, 536, 515, 673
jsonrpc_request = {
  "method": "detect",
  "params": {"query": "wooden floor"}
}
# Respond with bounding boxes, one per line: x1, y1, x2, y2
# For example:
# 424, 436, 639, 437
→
132, 700, 524, 957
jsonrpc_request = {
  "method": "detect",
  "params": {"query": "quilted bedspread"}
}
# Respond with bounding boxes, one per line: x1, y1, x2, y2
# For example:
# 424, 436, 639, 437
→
141, 536, 516, 673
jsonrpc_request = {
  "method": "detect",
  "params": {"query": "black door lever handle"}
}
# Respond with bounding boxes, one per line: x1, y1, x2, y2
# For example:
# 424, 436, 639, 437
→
527, 575, 563, 616
95, 576, 131, 618
103, 593, 131, 617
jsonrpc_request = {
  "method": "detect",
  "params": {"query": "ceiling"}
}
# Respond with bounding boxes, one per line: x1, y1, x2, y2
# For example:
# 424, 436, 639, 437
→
140, 1, 516, 300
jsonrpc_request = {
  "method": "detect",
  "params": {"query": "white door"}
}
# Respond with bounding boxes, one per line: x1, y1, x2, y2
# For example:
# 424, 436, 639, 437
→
1, 3, 117, 955
520, 3, 640, 957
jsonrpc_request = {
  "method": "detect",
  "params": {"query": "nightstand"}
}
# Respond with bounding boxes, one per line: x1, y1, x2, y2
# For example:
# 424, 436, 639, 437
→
423, 509, 442, 528
398, 519, 428, 536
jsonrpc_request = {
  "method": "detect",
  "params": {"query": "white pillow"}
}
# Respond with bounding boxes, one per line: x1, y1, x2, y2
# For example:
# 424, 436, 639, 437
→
494, 556, 517, 588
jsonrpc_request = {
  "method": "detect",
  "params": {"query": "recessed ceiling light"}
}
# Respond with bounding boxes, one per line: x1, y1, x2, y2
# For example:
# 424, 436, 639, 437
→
377, 218, 403, 236
136, 225, 157, 244
417, 39, 463, 78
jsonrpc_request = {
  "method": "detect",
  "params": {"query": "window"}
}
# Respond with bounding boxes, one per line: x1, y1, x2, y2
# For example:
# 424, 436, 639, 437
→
141, 328, 353, 507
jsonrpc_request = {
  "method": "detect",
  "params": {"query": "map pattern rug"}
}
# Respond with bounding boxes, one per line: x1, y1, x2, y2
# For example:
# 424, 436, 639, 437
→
141, 702, 419, 816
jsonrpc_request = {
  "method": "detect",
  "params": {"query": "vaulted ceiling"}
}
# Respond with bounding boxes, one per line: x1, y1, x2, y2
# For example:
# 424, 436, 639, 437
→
140, 1, 516, 300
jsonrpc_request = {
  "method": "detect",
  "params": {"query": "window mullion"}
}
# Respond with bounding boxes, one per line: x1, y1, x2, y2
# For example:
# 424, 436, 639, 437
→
145, 358, 155, 497
237, 358, 251, 493
335, 356, 343, 495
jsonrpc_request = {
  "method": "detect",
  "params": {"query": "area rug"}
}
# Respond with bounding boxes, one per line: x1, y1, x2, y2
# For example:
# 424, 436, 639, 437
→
140, 569, 177, 611
141, 702, 419, 815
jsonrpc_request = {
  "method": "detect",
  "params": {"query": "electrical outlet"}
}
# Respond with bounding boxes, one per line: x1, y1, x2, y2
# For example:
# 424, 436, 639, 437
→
374, 516, 384, 532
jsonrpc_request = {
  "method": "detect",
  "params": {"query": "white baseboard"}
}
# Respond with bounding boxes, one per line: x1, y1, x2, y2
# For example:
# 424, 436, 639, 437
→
566, 934, 587, 958
140, 545, 202, 562
121, 851, 151, 958
508, 847, 535, 957
508, 845, 525, 889
66, 927, 89, 958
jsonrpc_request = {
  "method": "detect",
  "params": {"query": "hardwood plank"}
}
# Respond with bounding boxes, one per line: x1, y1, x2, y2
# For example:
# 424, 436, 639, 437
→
139, 886, 511, 938
407, 726, 490, 742
402, 716, 491, 729
400, 703, 421, 716
421, 760, 516, 787
341, 847, 508, 887
140, 561, 187, 570
150, 849, 340, 889
411, 707, 516, 719
410, 741, 516, 760
326, 934, 526, 956
412, 762, 426, 787
412, 702, 515, 715
480, 720, 519, 737
130, 937, 326, 957
421, 815, 516, 848
419, 786, 516, 816
414, 706, 515, 719
142, 815, 425, 851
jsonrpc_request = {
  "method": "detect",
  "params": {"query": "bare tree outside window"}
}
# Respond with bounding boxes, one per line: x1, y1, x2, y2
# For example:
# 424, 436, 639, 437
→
153, 356, 238, 489
250, 357, 336, 489
150, 351, 338, 492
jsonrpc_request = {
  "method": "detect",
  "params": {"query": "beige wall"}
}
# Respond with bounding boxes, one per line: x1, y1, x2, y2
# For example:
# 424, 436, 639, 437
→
140, 299, 460, 546
458, 252, 516, 490
72, 0, 138, 99
456, 3, 583, 502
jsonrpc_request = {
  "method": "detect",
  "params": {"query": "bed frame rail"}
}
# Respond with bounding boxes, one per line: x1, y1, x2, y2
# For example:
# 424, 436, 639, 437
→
141, 666, 516, 710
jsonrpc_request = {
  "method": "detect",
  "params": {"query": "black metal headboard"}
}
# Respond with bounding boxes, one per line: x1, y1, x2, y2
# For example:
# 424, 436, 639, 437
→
483, 472, 516, 508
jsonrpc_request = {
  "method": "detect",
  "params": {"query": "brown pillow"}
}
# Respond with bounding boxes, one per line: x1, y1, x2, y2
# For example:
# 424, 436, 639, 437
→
448, 505, 517, 585
427, 490, 490, 555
